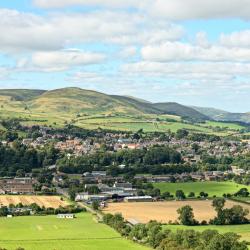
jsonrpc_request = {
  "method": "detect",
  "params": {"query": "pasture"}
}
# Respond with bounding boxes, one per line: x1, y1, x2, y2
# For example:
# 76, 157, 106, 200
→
153, 181, 250, 197
103, 200, 250, 224
0, 213, 148, 250
0, 195, 69, 208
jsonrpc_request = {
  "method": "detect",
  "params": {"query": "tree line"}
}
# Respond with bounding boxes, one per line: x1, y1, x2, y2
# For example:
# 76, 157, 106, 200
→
103, 213, 248, 250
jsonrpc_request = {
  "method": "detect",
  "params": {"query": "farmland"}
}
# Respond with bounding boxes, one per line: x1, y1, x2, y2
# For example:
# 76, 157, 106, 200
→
0, 195, 69, 208
103, 200, 250, 223
153, 181, 250, 197
0, 213, 148, 250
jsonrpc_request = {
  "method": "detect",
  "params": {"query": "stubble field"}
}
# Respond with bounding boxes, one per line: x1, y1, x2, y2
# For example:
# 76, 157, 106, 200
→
103, 200, 250, 223
0, 195, 68, 208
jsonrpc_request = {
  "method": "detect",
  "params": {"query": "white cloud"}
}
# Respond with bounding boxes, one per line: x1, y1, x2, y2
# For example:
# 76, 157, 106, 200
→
122, 61, 250, 80
33, 0, 250, 21
70, 71, 105, 83
119, 46, 137, 58
0, 9, 183, 53
149, 0, 250, 20
0, 67, 9, 80
0, 9, 63, 52
18, 50, 105, 72
33, 0, 149, 9
141, 42, 250, 62
195, 32, 210, 48
220, 30, 250, 48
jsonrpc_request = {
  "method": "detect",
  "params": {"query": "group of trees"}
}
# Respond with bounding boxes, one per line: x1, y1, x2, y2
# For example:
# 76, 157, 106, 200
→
103, 213, 248, 250
136, 183, 209, 200
57, 146, 182, 174
177, 198, 249, 227
210, 198, 249, 225
0, 142, 60, 176
0, 203, 85, 217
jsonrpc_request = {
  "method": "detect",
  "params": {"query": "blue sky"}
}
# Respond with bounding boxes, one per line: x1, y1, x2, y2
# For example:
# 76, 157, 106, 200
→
0, 0, 250, 112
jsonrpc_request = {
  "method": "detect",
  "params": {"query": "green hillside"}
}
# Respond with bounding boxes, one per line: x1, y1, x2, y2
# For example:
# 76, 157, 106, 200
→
0, 87, 246, 135
193, 106, 250, 124
0, 87, 208, 120
154, 102, 210, 122
0, 89, 46, 101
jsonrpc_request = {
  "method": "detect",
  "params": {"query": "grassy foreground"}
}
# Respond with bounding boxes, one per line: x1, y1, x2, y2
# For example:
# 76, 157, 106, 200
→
0, 213, 148, 250
154, 181, 250, 197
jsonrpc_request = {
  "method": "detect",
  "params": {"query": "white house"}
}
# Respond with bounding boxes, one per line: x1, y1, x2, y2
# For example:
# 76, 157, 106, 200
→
57, 214, 75, 219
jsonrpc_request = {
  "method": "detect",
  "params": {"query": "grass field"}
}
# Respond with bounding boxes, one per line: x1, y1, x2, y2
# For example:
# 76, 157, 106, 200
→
163, 224, 250, 242
103, 200, 250, 224
153, 181, 250, 197
0, 213, 148, 250
0, 195, 69, 208
202, 121, 245, 130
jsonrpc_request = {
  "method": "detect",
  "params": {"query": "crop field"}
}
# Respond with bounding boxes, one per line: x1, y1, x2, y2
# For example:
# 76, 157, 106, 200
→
0, 213, 148, 250
103, 200, 250, 224
153, 181, 250, 197
0, 195, 69, 208
163, 224, 250, 242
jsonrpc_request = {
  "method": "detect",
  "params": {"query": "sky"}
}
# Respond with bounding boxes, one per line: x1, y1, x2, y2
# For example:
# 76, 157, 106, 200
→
0, 1, 250, 112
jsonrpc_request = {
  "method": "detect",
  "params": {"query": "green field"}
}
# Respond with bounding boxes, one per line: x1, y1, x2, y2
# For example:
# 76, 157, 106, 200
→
154, 181, 250, 197
0, 213, 148, 250
202, 121, 245, 130
163, 224, 250, 242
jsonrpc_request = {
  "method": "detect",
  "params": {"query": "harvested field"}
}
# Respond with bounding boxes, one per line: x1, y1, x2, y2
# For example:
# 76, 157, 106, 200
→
0, 195, 68, 208
103, 200, 250, 223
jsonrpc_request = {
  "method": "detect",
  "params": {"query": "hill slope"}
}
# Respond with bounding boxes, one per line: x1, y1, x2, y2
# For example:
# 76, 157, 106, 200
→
0, 87, 208, 122
154, 103, 210, 122
0, 89, 46, 101
193, 106, 250, 124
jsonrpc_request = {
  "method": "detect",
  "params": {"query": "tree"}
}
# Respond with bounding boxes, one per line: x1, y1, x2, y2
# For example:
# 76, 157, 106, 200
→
176, 129, 189, 139
205, 232, 248, 250
188, 192, 195, 198
177, 205, 197, 225
211, 198, 226, 225
175, 190, 186, 200
212, 198, 225, 212
0, 206, 8, 216
234, 188, 249, 197
92, 201, 99, 210
129, 224, 148, 241
162, 191, 173, 199
68, 188, 76, 201
200, 191, 208, 198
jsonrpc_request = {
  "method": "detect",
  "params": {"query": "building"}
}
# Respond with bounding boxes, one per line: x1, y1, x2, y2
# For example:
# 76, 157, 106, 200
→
57, 214, 75, 219
113, 182, 132, 189
80, 194, 110, 202
124, 196, 153, 202
0, 177, 35, 194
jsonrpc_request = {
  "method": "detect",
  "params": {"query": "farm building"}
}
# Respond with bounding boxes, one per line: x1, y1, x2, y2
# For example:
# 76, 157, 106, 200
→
0, 177, 35, 194
57, 214, 75, 219
124, 196, 153, 202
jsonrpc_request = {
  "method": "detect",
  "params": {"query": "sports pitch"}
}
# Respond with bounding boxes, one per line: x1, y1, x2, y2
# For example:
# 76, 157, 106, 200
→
0, 213, 148, 250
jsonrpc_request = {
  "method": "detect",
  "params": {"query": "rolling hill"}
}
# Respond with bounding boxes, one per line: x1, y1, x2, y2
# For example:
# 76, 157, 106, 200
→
192, 106, 250, 124
0, 87, 208, 121
153, 102, 209, 122
0, 89, 46, 101
0, 87, 247, 135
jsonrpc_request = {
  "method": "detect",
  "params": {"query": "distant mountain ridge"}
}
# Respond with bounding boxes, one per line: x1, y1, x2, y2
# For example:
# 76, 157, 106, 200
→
192, 106, 250, 124
0, 87, 248, 124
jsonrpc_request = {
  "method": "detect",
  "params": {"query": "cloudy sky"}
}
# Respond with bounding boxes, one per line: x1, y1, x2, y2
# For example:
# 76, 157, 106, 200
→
1, 0, 250, 112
